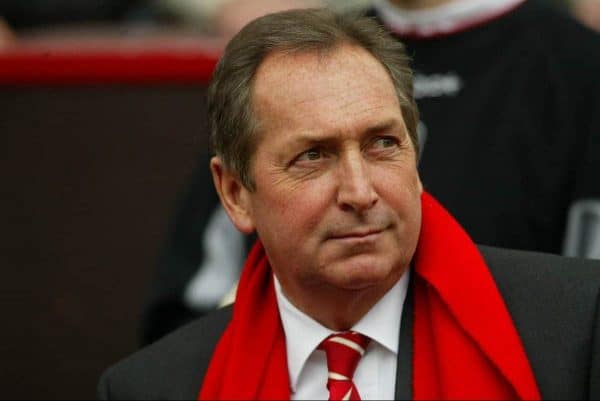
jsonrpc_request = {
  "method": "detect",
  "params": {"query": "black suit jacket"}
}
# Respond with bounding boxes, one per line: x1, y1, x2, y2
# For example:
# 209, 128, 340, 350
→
98, 246, 600, 400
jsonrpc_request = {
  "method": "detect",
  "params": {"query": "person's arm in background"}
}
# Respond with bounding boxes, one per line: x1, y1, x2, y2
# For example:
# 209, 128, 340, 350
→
572, 0, 600, 31
0, 17, 15, 48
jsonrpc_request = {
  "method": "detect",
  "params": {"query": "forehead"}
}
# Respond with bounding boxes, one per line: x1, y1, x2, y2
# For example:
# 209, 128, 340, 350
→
251, 45, 401, 139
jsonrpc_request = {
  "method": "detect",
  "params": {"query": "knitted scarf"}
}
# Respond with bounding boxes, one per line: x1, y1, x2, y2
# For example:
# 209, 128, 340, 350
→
199, 192, 541, 400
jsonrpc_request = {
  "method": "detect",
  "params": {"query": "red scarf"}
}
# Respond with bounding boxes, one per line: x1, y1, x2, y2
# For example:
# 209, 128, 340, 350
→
199, 192, 541, 400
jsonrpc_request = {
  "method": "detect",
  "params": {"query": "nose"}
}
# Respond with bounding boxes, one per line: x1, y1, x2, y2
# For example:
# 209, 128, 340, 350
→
336, 152, 378, 213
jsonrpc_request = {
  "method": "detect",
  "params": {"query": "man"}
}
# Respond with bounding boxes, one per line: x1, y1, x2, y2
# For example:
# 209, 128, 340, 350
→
100, 9, 600, 400
140, 0, 600, 346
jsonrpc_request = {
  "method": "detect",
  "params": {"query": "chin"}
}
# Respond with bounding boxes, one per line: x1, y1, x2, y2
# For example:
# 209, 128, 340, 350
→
326, 254, 401, 291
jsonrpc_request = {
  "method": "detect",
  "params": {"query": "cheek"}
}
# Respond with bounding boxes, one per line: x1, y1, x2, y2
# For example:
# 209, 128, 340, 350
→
256, 182, 332, 240
377, 168, 421, 205
376, 170, 422, 241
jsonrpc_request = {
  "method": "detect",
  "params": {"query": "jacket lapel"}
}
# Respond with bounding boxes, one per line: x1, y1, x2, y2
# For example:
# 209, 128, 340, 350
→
395, 275, 413, 400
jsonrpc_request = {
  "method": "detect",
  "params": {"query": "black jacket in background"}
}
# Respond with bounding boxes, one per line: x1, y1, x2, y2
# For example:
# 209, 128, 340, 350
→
371, 0, 600, 254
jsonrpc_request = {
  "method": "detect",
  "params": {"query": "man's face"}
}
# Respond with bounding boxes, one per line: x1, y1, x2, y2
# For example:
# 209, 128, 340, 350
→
239, 45, 422, 308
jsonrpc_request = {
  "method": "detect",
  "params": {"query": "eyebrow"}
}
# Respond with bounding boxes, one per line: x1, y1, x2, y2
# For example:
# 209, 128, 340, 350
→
289, 118, 404, 146
363, 118, 403, 137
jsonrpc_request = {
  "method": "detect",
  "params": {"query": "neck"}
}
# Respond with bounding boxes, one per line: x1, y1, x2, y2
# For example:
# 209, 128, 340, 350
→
278, 269, 407, 331
390, 0, 455, 10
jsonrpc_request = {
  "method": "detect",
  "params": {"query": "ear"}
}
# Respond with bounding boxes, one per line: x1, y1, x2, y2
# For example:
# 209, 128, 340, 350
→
417, 176, 424, 194
210, 156, 255, 234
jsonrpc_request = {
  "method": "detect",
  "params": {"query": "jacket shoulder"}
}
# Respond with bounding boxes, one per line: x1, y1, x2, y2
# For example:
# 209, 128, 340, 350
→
98, 306, 232, 400
479, 245, 600, 314
478, 245, 600, 399
479, 245, 600, 287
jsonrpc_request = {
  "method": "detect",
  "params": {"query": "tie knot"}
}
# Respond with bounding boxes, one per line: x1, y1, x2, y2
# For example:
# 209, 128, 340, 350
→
319, 331, 371, 381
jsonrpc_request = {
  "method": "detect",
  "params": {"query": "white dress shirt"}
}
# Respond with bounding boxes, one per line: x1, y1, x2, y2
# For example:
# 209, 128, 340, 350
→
274, 272, 410, 400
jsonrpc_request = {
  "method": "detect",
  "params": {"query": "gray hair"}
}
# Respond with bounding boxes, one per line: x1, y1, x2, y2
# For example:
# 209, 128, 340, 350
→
208, 8, 419, 190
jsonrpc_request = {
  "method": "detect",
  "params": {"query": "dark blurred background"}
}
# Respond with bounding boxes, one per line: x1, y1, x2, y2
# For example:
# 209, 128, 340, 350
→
0, 3, 215, 399
0, 82, 212, 399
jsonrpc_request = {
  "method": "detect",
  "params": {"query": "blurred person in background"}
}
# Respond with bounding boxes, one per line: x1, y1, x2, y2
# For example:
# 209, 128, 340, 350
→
157, 0, 373, 38
367, 0, 600, 259
140, 0, 599, 346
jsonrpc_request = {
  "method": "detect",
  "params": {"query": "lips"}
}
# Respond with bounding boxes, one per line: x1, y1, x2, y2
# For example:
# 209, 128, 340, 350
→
329, 227, 385, 240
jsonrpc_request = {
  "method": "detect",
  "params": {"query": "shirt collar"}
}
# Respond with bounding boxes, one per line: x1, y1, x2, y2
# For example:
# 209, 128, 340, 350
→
274, 271, 410, 392
373, 0, 526, 38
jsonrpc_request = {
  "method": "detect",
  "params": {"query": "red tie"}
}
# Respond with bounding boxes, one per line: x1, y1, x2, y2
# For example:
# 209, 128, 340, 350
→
319, 331, 371, 400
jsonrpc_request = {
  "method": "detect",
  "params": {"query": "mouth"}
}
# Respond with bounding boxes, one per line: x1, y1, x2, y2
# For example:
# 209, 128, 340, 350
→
328, 227, 385, 241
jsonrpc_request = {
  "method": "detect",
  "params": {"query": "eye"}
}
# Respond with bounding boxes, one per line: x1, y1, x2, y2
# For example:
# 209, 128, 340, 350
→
371, 136, 398, 149
296, 148, 323, 162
